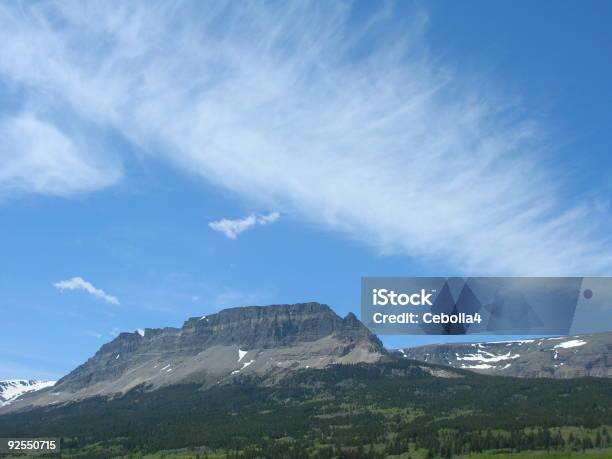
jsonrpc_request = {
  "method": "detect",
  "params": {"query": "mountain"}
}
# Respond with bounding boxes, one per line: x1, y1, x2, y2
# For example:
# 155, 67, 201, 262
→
0, 360, 610, 457
395, 331, 612, 378
0, 380, 55, 407
3, 302, 384, 412
1, 305, 611, 456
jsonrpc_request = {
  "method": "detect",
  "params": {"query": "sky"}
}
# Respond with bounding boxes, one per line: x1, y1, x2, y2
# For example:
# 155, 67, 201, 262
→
1, 0, 611, 380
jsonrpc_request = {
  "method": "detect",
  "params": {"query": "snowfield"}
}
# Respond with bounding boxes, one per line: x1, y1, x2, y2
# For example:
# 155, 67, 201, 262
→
0, 380, 56, 406
456, 351, 520, 363
553, 339, 587, 349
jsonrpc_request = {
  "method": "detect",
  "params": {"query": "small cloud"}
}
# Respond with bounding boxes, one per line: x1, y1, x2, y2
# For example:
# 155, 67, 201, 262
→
85, 330, 103, 339
109, 327, 120, 337
256, 212, 280, 225
209, 212, 280, 239
54, 276, 120, 304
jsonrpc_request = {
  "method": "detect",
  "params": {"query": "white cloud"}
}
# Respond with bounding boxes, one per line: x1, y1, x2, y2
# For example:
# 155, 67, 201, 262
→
257, 212, 280, 225
54, 277, 120, 305
209, 212, 280, 239
0, 113, 121, 197
0, 2, 611, 274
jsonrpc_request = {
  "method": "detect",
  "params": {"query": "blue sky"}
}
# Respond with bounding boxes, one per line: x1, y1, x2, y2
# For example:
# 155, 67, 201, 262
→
1, 1, 611, 380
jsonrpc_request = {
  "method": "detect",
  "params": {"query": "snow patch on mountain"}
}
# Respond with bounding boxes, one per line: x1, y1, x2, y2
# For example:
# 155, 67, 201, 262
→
460, 363, 495, 370
456, 350, 520, 363
553, 339, 587, 349
397, 331, 611, 378
232, 359, 255, 375
0, 380, 56, 406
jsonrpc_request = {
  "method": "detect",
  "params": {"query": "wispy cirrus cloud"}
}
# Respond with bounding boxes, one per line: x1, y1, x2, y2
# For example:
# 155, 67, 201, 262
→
0, 114, 121, 198
54, 277, 120, 305
0, 1, 610, 274
209, 212, 280, 239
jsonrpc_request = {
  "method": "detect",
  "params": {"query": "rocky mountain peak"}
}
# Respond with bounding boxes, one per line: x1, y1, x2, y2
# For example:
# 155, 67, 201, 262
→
9, 303, 385, 411
176, 302, 378, 349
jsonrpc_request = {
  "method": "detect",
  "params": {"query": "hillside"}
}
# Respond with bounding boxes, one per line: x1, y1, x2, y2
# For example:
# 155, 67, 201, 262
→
1, 304, 611, 457
2, 303, 384, 412
396, 332, 612, 378
0, 359, 610, 457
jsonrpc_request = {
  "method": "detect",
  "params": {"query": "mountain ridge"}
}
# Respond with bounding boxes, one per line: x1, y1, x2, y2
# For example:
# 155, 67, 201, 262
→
395, 331, 612, 378
3, 302, 385, 412
2, 303, 611, 413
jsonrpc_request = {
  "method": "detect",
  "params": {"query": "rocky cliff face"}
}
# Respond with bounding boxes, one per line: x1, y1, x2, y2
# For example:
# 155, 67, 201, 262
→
6, 303, 384, 411
395, 331, 612, 378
